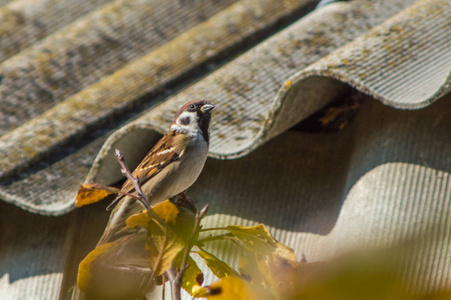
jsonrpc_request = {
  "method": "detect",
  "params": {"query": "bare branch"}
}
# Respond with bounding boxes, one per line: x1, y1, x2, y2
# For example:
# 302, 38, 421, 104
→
165, 267, 181, 300
114, 149, 151, 209
162, 274, 166, 300
199, 204, 209, 218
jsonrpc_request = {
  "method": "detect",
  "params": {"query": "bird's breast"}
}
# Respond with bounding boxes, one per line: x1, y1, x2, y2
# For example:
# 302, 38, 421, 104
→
145, 139, 208, 204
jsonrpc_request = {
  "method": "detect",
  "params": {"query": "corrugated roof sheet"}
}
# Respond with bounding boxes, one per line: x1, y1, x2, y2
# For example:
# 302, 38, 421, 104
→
0, 0, 318, 214
0, 0, 448, 215
0, 0, 450, 298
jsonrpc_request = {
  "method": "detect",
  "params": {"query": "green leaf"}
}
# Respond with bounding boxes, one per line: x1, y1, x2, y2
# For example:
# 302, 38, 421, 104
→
197, 249, 240, 278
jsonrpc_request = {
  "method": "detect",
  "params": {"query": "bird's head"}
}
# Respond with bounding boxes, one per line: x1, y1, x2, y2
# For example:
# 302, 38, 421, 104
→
171, 100, 215, 143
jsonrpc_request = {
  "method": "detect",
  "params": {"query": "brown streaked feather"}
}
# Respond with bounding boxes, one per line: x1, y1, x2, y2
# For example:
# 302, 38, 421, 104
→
114, 131, 189, 204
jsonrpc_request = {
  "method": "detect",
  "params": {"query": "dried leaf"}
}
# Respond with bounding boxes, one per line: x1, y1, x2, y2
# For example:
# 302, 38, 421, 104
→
194, 276, 259, 299
77, 242, 116, 291
75, 183, 120, 207
198, 249, 240, 279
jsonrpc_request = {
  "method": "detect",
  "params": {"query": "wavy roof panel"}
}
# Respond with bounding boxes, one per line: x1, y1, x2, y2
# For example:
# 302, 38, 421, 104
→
1, 0, 450, 298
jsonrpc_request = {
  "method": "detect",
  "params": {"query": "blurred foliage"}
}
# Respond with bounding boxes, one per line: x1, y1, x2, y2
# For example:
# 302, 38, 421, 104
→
75, 183, 451, 300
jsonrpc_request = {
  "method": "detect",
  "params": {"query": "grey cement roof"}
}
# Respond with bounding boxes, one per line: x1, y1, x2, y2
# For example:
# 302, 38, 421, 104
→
0, 0, 450, 298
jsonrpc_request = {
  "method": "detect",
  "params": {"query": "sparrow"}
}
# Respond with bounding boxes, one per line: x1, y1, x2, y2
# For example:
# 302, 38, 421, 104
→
97, 99, 215, 245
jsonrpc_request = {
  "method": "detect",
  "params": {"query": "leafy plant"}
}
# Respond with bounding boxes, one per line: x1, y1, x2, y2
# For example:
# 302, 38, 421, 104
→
74, 150, 450, 300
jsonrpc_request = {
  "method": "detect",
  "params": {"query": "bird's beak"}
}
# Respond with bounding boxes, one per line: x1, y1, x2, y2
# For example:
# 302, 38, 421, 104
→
201, 103, 215, 113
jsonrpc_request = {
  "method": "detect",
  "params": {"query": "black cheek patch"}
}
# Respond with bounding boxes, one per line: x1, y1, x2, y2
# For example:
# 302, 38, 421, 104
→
179, 116, 190, 125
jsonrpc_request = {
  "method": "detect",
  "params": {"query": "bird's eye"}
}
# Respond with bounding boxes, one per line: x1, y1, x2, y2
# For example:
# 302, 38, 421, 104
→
189, 104, 195, 109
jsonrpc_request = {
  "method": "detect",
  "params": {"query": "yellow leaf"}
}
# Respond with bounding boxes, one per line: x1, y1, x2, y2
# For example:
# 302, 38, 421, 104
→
181, 256, 204, 295
274, 249, 418, 300
126, 209, 154, 229
273, 242, 296, 261
125, 203, 193, 281
126, 209, 185, 279
77, 242, 116, 291
227, 224, 274, 251
75, 183, 120, 207
125, 200, 182, 228
76, 233, 151, 299
227, 224, 296, 260
127, 200, 196, 242
153, 200, 180, 225
292, 258, 410, 300
195, 276, 259, 300
145, 220, 185, 278
192, 286, 210, 298
198, 249, 240, 279
239, 250, 272, 294
154, 200, 196, 240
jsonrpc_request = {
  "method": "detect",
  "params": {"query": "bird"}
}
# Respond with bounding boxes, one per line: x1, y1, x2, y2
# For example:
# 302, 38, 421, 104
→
72, 100, 214, 300
98, 99, 215, 245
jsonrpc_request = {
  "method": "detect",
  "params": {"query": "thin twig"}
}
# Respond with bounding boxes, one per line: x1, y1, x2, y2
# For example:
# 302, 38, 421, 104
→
162, 274, 166, 300
100, 264, 152, 273
199, 226, 228, 232
165, 267, 176, 282
196, 233, 234, 245
166, 204, 209, 300
114, 149, 150, 209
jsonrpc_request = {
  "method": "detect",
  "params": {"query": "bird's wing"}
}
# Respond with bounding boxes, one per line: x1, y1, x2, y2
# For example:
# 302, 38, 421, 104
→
114, 131, 189, 203
99, 131, 189, 245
